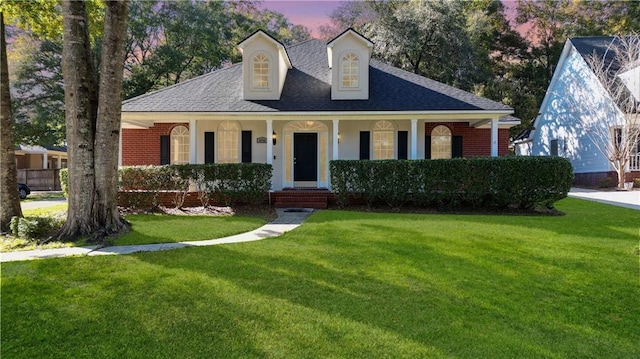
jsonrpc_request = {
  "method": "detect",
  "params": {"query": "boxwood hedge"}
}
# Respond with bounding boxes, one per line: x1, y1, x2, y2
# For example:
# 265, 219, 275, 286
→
330, 157, 574, 210
61, 163, 272, 209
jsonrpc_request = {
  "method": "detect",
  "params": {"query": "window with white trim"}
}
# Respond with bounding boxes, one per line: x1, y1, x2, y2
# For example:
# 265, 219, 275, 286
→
170, 125, 190, 164
252, 53, 270, 89
341, 52, 359, 88
217, 120, 240, 163
373, 120, 394, 159
431, 125, 452, 159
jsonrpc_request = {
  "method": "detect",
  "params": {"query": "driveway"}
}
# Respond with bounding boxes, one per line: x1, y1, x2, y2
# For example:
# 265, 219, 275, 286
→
21, 197, 67, 211
569, 188, 640, 210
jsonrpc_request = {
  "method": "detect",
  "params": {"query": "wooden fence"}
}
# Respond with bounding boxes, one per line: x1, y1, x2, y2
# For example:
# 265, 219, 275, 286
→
17, 169, 61, 191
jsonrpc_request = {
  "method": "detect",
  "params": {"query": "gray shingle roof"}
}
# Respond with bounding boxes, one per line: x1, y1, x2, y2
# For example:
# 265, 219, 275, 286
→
122, 39, 512, 113
570, 36, 639, 77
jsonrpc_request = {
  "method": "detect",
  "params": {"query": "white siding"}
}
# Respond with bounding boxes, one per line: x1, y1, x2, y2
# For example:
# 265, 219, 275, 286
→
531, 46, 626, 173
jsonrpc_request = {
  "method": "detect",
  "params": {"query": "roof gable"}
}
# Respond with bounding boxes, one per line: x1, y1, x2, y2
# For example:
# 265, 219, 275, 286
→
237, 29, 292, 69
123, 38, 512, 114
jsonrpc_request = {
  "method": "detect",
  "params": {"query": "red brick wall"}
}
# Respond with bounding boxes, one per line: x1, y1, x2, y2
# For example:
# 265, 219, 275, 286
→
121, 123, 188, 165
424, 122, 509, 157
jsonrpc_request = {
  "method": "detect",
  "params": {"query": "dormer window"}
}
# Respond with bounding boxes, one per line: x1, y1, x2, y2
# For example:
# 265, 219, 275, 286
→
252, 53, 270, 90
341, 52, 359, 88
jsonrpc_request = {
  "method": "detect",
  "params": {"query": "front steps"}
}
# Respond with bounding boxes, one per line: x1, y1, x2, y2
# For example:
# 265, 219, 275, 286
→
271, 189, 331, 209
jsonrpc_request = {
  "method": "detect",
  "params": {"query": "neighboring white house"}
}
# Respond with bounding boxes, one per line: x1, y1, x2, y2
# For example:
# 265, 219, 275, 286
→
120, 29, 520, 191
516, 36, 640, 186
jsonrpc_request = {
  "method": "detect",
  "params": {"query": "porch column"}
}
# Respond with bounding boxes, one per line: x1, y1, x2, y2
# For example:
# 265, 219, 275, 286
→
189, 119, 197, 163
411, 119, 418, 159
56, 156, 62, 169
332, 119, 339, 160
42, 152, 48, 169
266, 120, 273, 165
491, 117, 499, 157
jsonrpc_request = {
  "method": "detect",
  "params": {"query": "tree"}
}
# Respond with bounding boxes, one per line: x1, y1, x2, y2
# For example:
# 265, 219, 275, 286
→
12, 39, 65, 147
56, 0, 129, 241
124, 0, 311, 98
0, 12, 23, 232
583, 36, 640, 189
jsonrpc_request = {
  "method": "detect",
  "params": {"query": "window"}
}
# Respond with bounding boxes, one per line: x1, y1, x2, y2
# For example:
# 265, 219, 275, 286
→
373, 120, 394, 159
252, 53, 269, 89
431, 125, 451, 159
341, 52, 359, 88
217, 120, 240, 163
170, 125, 189, 164
550, 139, 559, 156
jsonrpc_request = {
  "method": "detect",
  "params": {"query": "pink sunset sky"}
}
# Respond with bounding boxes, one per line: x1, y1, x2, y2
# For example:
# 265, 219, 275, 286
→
260, 0, 523, 38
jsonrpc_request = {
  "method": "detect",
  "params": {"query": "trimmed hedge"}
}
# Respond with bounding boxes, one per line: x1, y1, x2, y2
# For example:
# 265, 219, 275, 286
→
61, 163, 272, 209
330, 157, 574, 210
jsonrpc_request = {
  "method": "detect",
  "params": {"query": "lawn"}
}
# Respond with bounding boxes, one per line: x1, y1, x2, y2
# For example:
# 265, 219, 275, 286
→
2, 198, 639, 358
115, 214, 267, 245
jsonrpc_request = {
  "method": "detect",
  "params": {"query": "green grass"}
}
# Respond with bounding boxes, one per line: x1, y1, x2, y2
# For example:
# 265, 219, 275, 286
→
21, 192, 65, 202
2, 204, 266, 250
2, 198, 639, 358
115, 214, 267, 245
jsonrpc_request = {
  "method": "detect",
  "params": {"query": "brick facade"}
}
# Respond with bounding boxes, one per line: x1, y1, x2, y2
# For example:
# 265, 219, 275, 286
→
121, 123, 188, 165
424, 122, 510, 157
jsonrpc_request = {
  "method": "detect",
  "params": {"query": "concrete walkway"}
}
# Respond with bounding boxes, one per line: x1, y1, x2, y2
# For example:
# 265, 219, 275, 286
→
1, 209, 313, 263
568, 187, 640, 211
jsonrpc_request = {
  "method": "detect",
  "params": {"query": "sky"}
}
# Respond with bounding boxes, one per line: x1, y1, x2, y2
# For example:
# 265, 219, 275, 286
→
259, 0, 342, 37
259, 0, 524, 39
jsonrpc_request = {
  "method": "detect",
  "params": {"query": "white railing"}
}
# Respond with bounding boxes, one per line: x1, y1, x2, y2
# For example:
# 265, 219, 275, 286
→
630, 153, 640, 171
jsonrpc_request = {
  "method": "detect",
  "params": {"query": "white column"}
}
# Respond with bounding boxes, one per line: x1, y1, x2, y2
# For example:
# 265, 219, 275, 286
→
332, 119, 339, 160
42, 152, 48, 169
491, 117, 499, 157
189, 119, 197, 164
410, 119, 418, 160
56, 156, 62, 169
266, 120, 273, 165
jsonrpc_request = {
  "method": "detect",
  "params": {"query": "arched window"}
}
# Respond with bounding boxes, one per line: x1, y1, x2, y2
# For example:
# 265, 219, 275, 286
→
252, 53, 270, 89
217, 120, 240, 163
431, 125, 452, 159
170, 125, 190, 164
341, 52, 359, 88
373, 120, 394, 159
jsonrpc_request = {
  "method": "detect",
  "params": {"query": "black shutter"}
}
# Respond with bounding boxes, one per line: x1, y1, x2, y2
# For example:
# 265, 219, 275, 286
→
204, 132, 215, 164
160, 135, 170, 165
359, 131, 370, 160
241, 131, 252, 163
398, 131, 408, 160
425, 135, 431, 159
452, 136, 463, 158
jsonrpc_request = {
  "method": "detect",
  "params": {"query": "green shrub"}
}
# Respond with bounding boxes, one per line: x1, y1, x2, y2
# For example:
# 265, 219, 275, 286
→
330, 157, 574, 210
10, 214, 65, 241
633, 178, 640, 189
118, 163, 272, 208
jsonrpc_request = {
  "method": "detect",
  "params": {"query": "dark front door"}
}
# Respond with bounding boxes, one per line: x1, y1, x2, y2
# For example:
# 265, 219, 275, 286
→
294, 133, 318, 182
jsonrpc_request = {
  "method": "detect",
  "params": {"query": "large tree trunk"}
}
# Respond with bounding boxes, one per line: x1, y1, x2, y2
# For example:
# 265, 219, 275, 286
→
57, 0, 98, 240
0, 12, 23, 232
57, 1, 130, 241
93, 1, 130, 238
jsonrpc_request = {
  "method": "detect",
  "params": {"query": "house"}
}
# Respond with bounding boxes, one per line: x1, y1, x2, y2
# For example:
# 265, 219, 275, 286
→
15, 145, 68, 191
15, 145, 68, 170
515, 36, 640, 186
120, 29, 519, 194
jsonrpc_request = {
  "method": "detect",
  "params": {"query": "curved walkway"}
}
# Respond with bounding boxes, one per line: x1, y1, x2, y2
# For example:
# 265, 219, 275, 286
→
1, 209, 313, 263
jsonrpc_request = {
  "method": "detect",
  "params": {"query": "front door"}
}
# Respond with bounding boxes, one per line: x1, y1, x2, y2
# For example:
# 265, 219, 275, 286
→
294, 133, 318, 182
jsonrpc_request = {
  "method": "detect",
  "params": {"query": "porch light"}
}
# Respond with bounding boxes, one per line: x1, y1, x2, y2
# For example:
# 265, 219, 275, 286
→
338, 132, 341, 144
272, 131, 277, 146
